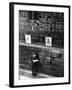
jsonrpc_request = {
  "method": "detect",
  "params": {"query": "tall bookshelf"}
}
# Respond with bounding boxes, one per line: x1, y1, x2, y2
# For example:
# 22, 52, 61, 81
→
19, 11, 64, 48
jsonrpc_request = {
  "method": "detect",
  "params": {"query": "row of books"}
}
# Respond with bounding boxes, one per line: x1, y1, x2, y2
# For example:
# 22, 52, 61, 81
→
19, 22, 64, 32
19, 45, 64, 76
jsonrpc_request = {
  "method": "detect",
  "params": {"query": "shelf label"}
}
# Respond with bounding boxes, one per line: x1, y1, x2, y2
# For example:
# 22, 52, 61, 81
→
25, 35, 31, 44
45, 37, 52, 46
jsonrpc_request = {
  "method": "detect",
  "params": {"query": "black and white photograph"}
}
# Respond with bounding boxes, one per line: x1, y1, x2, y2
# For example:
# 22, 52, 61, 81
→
19, 10, 64, 79
9, 2, 70, 87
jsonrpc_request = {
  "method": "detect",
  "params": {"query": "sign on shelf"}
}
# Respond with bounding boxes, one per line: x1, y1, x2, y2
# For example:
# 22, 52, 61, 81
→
25, 35, 31, 44
45, 37, 52, 46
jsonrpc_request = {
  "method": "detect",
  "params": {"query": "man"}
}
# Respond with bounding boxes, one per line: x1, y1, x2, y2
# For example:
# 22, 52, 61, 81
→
32, 53, 40, 77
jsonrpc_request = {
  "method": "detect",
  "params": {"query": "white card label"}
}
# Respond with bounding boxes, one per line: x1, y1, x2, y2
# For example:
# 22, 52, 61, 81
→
25, 35, 31, 44
45, 37, 52, 46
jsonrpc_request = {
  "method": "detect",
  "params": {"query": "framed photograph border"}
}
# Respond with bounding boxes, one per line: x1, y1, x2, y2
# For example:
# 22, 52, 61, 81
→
9, 2, 70, 88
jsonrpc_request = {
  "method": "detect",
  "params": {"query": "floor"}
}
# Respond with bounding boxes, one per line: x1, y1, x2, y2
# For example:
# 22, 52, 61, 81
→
19, 68, 54, 80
